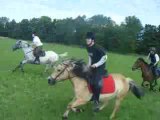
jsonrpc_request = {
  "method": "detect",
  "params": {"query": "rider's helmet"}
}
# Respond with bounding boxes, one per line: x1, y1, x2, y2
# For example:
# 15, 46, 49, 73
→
86, 32, 95, 41
149, 47, 156, 53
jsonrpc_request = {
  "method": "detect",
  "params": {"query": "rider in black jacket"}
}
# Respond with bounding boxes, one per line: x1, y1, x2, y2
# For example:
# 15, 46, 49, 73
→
85, 32, 108, 112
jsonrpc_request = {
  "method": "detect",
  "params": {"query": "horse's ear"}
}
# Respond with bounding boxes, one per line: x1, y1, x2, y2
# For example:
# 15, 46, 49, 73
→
67, 63, 75, 71
53, 66, 56, 70
16, 40, 22, 43
71, 62, 75, 68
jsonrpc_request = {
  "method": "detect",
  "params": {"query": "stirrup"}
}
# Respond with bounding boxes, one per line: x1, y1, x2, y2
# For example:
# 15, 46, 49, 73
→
34, 60, 40, 64
93, 101, 100, 112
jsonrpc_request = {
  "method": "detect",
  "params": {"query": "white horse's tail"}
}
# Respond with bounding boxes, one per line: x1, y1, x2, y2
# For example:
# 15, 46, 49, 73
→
58, 52, 68, 58
126, 77, 145, 99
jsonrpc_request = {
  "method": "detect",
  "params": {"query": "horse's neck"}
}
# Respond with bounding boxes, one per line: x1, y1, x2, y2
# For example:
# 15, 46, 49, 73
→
141, 63, 151, 74
22, 47, 33, 54
70, 77, 90, 96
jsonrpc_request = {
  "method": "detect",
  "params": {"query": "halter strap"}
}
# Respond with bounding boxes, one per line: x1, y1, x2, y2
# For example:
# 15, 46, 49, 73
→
26, 50, 34, 54
53, 63, 75, 81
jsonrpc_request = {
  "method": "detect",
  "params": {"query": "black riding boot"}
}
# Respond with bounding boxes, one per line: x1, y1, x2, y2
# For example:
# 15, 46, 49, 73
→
93, 86, 101, 112
34, 57, 40, 64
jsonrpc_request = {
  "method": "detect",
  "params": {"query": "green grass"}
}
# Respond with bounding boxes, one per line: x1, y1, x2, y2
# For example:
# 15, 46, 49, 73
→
0, 37, 160, 120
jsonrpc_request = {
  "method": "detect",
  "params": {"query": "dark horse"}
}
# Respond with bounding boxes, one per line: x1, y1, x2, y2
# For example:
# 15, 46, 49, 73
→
132, 57, 159, 91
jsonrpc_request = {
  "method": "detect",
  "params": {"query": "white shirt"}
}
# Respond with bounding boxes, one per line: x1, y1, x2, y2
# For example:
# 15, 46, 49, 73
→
88, 55, 107, 67
33, 36, 43, 47
153, 54, 159, 64
147, 53, 159, 65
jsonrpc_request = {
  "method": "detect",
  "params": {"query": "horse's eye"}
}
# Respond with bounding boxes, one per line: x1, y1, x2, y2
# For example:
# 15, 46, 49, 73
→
57, 69, 61, 72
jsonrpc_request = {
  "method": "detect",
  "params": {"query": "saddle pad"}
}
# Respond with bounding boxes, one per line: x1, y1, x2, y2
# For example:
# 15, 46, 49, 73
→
88, 75, 115, 94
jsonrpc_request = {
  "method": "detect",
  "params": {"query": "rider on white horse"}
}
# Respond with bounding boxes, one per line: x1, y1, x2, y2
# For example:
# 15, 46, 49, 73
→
12, 40, 68, 72
32, 32, 43, 64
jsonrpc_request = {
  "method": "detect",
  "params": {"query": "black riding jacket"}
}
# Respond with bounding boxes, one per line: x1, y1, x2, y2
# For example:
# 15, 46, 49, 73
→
86, 44, 106, 70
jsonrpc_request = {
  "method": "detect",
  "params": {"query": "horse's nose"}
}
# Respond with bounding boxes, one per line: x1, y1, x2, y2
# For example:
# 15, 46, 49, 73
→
48, 77, 52, 84
48, 77, 56, 85
48, 78, 51, 84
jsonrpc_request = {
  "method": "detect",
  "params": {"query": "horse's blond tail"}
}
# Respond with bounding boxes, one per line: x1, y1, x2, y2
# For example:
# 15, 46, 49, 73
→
126, 77, 145, 99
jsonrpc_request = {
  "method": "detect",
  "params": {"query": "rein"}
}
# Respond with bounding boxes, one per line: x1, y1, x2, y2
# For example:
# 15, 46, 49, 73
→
54, 64, 70, 80
53, 63, 76, 81
26, 50, 33, 54
18, 42, 33, 54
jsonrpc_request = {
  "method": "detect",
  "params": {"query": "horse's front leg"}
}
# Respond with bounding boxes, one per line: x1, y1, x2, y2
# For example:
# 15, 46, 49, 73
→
12, 60, 25, 72
12, 64, 21, 72
17, 60, 27, 72
44, 64, 49, 73
141, 81, 145, 87
44, 64, 53, 73
20, 62, 24, 72
62, 98, 87, 120
149, 81, 155, 91
154, 79, 158, 86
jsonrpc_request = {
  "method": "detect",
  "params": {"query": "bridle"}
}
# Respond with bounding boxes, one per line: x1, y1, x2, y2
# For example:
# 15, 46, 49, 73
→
17, 42, 34, 54
133, 60, 141, 70
51, 63, 74, 81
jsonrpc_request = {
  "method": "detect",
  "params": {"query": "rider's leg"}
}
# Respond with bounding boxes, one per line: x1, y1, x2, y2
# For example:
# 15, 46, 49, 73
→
93, 72, 103, 112
33, 47, 40, 64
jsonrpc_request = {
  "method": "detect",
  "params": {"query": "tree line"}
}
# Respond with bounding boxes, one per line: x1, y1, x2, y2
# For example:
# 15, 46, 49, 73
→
0, 15, 160, 54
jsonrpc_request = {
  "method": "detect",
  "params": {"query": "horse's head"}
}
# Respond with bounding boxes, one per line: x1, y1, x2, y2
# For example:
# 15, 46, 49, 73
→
12, 40, 30, 51
48, 59, 89, 85
132, 57, 146, 71
48, 60, 75, 85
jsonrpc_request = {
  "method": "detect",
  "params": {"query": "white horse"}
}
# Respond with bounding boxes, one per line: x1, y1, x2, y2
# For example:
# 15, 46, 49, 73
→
12, 40, 68, 72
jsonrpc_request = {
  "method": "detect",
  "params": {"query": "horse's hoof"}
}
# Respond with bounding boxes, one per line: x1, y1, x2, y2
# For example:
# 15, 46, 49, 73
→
12, 69, 16, 72
109, 116, 114, 120
76, 108, 84, 113
62, 116, 68, 120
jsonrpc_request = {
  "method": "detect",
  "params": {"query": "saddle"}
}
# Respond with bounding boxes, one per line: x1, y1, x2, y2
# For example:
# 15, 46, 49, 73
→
155, 67, 160, 76
88, 75, 115, 94
39, 50, 45, 57
149, 65, 160, 77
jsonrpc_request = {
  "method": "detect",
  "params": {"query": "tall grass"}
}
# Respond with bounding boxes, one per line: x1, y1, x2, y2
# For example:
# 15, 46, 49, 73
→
0, 37, 159, 120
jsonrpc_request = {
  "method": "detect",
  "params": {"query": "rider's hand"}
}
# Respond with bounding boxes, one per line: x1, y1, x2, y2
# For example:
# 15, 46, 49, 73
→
91, 64, 97, 68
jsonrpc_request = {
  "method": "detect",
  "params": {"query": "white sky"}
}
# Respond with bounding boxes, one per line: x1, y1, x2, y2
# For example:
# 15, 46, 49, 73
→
0, 0, 160, 26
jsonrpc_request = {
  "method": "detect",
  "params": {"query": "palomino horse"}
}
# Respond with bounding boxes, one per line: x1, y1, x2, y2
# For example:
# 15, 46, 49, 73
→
48, 59, 144, 120
132, 57, 159, 91
12, 40, 67, 72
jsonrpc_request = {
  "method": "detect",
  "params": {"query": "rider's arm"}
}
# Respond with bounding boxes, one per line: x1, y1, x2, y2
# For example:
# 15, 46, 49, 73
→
147, 53, 150, 60
87, 56, 91, 67
94, 55, 107, 68
154, 54, 159, 65
31, 43, 36, 48
32, 37, 38, 46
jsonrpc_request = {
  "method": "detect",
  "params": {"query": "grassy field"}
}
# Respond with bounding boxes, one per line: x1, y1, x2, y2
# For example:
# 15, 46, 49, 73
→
0, 37, 160, 120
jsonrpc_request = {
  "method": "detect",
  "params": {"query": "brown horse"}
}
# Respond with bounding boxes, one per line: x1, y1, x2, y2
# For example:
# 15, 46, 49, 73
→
132, 57, 158, 91
48, 59, 144, 120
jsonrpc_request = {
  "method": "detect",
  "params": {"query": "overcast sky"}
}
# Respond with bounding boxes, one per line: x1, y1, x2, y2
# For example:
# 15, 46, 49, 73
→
0, 0, 160, 26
